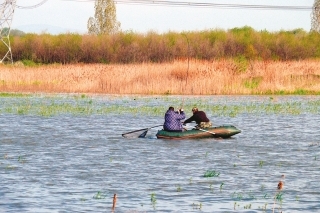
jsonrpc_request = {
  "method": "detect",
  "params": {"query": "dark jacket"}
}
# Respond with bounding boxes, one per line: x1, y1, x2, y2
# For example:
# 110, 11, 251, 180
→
184, 111, 209, 125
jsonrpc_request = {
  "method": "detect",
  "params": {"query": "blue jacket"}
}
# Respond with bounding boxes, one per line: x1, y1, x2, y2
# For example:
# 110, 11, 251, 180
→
163, 110, 185, 131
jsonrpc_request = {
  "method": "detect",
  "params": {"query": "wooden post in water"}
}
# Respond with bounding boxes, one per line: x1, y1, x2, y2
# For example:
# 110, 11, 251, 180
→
112, 194, 117, 211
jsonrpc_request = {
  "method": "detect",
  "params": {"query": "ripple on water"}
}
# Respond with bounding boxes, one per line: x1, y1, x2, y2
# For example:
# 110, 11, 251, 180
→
1, 96, 320, 212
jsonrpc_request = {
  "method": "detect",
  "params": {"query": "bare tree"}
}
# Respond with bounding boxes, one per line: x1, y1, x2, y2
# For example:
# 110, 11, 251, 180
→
87, 0, 121, 35
311, 0, 320, 32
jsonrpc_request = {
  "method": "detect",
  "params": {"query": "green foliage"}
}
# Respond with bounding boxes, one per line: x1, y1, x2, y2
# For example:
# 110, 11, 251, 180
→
88, 0, 121, 35
0, 93, 30, 97
292, 89, 307, 95
8, 27, 320, 64
21, 60, 37, 66
275, 192, 284, 202
176, 185, 182, 192
166, 32, 178, 47
204, 170, 220, 177
150, 192, 157, 209
3, 95, 320, 117
93, 191, 107, 199
206, 29, 227, 45
244, 77, 262, 89
259, 160, 264, 168
234, 56, 248, 73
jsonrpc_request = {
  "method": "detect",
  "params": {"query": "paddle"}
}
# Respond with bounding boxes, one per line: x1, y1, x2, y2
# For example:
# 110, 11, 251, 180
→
183, 123, 215, 135
122, 124, 163, 138
197, 128, 215, 135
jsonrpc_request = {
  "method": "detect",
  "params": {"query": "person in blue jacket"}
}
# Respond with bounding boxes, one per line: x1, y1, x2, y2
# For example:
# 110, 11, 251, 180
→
163, 106, 185, 132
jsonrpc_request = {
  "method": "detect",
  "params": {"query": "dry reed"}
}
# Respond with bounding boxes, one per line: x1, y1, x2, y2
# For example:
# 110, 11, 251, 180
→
0, 59, 320, 95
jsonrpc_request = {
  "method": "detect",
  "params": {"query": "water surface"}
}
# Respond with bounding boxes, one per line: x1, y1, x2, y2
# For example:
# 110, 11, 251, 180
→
1, 95, 320, 212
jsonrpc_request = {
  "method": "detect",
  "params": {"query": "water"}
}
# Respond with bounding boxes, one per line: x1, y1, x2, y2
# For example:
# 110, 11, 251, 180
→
1, 95, 320, 212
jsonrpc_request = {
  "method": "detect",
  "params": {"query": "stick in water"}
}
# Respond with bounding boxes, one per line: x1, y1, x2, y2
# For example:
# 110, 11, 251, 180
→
112, 194, 117, 211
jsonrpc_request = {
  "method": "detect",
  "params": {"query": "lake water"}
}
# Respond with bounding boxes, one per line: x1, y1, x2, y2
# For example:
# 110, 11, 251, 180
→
1, 95, 320, 212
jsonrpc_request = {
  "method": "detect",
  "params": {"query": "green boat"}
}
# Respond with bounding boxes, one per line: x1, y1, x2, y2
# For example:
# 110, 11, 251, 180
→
156, 125, 241, 139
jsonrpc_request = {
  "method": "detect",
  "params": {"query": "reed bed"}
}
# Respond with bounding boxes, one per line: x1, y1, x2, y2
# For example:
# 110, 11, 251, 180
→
0, 59, 320, 95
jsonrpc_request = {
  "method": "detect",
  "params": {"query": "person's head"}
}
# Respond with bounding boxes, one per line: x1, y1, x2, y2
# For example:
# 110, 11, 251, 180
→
168, 106, 174, 111
192, 107, 198, 114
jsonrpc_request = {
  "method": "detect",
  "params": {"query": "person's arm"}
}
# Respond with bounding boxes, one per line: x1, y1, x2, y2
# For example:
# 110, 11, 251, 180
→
175, 110, 185, 120
183, 115, 194, 124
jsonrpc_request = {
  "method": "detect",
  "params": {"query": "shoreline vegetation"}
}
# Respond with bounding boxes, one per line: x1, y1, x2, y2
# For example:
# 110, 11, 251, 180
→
6, 27, 320, 64
1, 27, 320, 95
0, 59, 320, 95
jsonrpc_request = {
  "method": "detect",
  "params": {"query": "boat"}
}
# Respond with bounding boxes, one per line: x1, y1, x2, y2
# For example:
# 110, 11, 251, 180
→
156, 125, 241, 139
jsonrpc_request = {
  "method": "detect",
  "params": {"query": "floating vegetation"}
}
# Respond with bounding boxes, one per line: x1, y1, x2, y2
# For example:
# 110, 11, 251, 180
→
220, 182, 224, 192
176, 185, 182, 192
275, 192, 284, 202
205, 151, 209, 158
232, 192, 244, 201
150, 193, 156, 204
1, 94, 320, 117
93, 191, 107, 199
5, 165, 15, 170
203, 170, 220, 177
259, 160, 265, 168
18, 156, 26, 163
150, 193, 156, 209
244, 203, 252, 209
192, 202, 202, 210
0, 92, 31, 97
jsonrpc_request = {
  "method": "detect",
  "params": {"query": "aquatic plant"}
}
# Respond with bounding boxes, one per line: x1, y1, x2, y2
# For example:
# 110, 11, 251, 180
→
18, 156, 26, 163
150, 192, 157, 210
150, 193, 156, 204
232, 192, 243, 201
209, 183, 214, 193
259, 160, 265, 168
203, 170, 220, 177
0, 93, 30, 97
93, 191, 107, 199
205, 151, 209, 158
2, 94, 320, 117
244, 203, 252, 209
272, 180, 284, 213
234, 202, 238, 210
176, 185, 181, 192
5, 165, 15, 170
220, 183, 224, 192
192, 202, 202, 210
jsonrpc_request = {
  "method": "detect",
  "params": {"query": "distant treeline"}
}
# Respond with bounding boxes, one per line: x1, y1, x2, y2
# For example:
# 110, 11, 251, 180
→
2, 26, 320, 64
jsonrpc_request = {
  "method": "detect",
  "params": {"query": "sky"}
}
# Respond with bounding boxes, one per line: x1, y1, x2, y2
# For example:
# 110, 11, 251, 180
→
8, 0, 316, 34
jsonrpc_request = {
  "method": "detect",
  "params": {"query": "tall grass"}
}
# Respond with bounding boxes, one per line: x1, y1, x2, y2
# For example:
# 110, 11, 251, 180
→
0, 59, 320, 95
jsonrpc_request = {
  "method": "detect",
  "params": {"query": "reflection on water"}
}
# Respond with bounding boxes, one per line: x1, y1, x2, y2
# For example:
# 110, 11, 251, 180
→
1, 95, 320, 212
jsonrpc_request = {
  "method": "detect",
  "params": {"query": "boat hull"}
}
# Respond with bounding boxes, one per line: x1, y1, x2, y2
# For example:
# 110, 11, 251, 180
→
156, 125, 241, 140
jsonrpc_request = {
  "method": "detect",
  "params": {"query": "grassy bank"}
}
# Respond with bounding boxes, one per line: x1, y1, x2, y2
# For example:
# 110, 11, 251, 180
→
1, 59, 320, 95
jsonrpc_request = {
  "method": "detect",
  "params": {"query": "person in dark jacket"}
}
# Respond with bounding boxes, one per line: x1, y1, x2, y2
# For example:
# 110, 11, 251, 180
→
163, 106, 185, 132
183, 107, 212, 128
